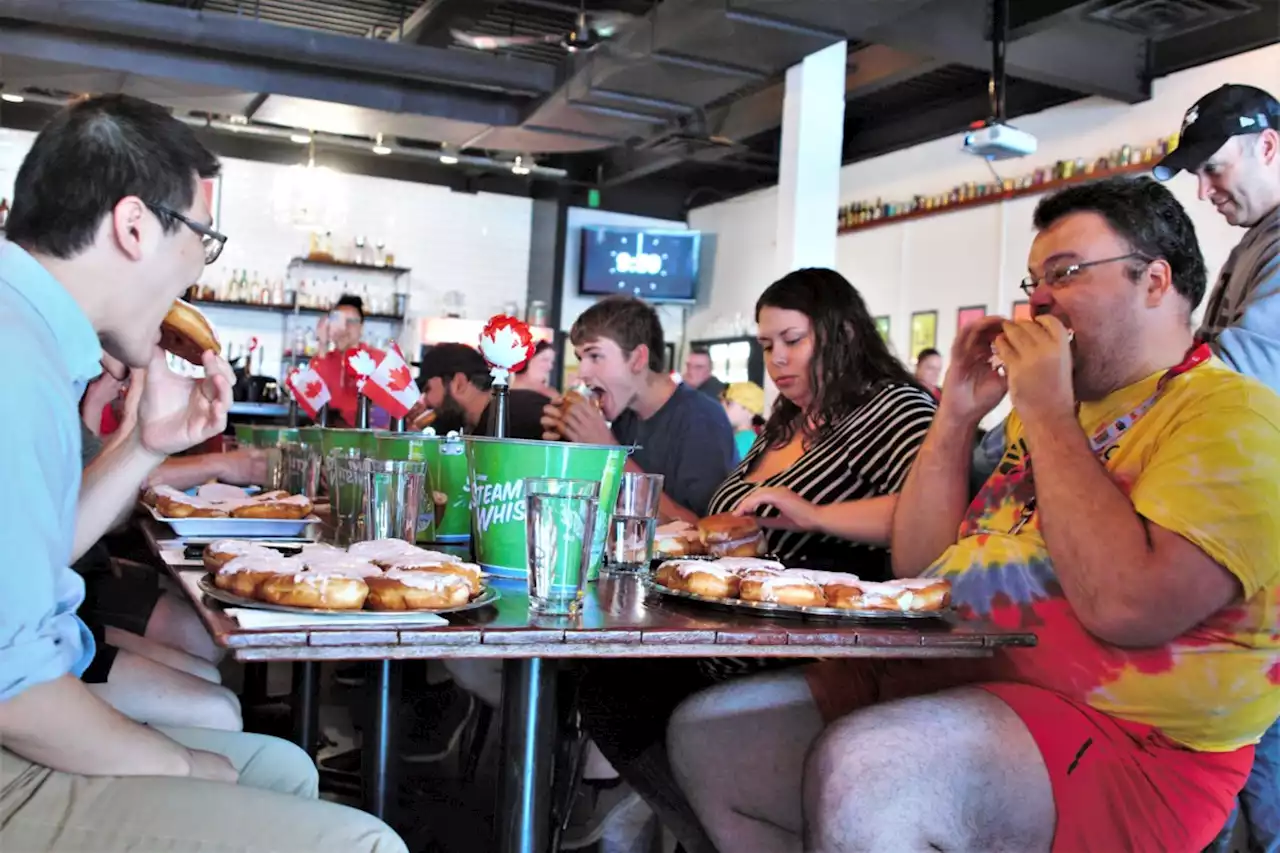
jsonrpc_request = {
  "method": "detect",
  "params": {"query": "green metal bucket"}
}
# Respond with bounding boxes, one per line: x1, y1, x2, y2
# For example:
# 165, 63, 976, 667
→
465, 436, 626, 580
249, 427, 300, 449
319, 428, 377, 457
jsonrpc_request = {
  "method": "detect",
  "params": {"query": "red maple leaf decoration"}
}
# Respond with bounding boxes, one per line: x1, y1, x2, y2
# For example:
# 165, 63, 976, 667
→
304, 380, 324, 399
387, 364, 412, 392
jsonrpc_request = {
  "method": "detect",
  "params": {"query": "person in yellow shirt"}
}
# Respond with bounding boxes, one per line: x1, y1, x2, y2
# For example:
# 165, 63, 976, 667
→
721, 380, 765, 461
664, 176, 1280, 853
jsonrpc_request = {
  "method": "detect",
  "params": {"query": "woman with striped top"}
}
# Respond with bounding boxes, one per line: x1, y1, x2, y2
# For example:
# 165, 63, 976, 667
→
707, 267, 937, 579
576, 268, 936, 853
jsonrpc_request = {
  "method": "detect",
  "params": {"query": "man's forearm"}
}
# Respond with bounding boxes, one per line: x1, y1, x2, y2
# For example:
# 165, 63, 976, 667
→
0, 674, 192, 777
75, 428, 164, 560
890, 406, 979, 576
1020, 411, 1154, 628
147, 454, 230, 491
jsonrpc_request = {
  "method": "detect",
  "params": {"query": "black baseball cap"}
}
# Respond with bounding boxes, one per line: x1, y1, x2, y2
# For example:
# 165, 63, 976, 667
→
418, 343, 488, 384
1154, 84, 1280, 181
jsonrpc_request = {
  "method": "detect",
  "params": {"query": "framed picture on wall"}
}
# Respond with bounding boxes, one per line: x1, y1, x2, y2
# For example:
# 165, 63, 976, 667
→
909, 311, 937, 358
957, 305, 986, 331
1012, 300, 1033, 321
200, 175, 223, 231
874, 316, 891, 342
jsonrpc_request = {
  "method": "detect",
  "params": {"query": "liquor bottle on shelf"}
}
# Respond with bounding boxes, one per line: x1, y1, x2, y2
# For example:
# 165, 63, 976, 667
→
236, 269, 249, 302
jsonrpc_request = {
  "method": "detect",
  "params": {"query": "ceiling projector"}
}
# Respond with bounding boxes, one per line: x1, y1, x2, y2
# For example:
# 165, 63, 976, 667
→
963, 122, 1038, 160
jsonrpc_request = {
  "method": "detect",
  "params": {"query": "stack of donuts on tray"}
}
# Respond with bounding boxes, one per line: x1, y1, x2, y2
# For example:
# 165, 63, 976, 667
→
204, 538, 485, 612
650, 513, 951, 614
145, 483, 315, 520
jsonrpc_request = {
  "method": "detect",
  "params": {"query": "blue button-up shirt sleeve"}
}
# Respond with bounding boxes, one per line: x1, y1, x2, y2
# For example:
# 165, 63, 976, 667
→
0, 329, 95, 700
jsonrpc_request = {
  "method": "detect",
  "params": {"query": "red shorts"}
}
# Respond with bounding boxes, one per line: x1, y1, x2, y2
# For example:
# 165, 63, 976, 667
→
806, 660, 1253, 852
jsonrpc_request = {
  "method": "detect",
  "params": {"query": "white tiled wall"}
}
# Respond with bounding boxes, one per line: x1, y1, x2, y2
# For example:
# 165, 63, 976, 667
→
0, 136, 534, 378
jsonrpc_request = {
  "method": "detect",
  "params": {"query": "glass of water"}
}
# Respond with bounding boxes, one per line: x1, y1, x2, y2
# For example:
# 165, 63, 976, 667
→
364, 459, 431, 543
524, 478, 600, 615
605, 472, 665, 572
327, 448, 367, 546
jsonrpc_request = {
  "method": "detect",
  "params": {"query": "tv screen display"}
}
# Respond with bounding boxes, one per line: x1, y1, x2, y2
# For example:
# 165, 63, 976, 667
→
579, 227, 701, 303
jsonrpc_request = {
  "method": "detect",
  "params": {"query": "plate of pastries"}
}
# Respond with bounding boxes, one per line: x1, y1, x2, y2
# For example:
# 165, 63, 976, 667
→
199, 537, 497, 614
143, 483, 319, 537
646, 515, 950, 620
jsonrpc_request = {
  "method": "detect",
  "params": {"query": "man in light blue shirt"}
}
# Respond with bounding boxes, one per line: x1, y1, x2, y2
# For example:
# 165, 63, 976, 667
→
0, 94, 407, 852
1157, 83, 1280, 853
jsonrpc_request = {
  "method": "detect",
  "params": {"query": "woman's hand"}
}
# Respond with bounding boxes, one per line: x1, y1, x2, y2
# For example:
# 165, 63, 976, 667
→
734, 487, 823, 533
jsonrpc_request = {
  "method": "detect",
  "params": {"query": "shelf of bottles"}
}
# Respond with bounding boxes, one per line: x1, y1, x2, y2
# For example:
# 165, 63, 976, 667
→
837, 135, 1178, 235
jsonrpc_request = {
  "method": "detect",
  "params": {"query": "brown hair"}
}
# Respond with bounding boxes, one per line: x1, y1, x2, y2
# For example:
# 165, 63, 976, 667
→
569, 297, 665, 372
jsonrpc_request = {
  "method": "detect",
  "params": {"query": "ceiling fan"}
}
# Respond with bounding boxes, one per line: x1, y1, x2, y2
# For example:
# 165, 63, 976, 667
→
450, 4, 635, 54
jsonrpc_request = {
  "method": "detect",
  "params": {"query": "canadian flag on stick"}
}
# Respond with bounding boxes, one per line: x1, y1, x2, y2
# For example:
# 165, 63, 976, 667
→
345, 345, 378, 393
285, 365, 332, 419
359, 342, 421, 419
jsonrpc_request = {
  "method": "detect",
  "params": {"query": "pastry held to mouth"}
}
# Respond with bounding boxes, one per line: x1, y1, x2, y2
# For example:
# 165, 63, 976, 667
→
990, 328, 1074, 376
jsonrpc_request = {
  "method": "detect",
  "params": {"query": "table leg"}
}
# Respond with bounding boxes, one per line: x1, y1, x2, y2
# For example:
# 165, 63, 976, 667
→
496, 658, 557, 853
291, 661, 320, 757
364, 660, 400, 821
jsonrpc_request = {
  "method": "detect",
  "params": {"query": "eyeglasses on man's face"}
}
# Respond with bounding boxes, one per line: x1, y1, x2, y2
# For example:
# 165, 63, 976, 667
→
1019, 252, 1151, 297
145, 202, 227, 265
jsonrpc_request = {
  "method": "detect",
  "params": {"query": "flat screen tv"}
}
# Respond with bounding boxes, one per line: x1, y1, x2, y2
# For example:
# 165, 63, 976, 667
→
579, 226, 701, 303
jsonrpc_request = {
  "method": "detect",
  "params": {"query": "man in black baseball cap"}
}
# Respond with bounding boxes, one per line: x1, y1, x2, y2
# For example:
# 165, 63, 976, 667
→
1154, 84, 1280, 187
418, 342, 546, 439
1158, 83, 1280, 853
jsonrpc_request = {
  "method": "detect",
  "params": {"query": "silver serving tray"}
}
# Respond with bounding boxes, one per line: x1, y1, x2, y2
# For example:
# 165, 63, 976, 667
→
198, 573, 500, 617
644, 577, 950, 622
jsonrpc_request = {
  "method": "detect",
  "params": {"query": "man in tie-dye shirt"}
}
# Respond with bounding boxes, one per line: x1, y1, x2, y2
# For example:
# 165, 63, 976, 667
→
662, 178, 1280, 853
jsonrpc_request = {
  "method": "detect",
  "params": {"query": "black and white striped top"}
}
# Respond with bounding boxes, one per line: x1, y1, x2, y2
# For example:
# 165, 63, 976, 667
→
706, 382, 937, 583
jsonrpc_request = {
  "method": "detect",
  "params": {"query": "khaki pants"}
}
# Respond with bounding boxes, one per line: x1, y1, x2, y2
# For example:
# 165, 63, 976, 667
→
0, 726, 408, 852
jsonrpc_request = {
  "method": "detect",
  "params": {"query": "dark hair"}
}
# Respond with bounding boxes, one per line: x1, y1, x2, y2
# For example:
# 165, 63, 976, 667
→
515, 340, 553, 374
756, 267, 915, 448
570, 297, 664, 372
916, 348, 941, 361
7, 94, 220, 259
1032, 176, 1208, 311
336, 294, 365, 320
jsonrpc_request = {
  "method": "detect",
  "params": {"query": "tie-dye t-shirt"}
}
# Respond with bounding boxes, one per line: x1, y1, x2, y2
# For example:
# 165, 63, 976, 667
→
924, 356, 1280, 752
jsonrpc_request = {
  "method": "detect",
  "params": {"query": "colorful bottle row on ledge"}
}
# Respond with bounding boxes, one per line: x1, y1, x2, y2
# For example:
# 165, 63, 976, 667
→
838, 132, 1181, 230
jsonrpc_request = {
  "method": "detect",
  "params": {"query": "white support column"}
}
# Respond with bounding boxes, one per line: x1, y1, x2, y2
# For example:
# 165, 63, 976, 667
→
775, 40, 847, 278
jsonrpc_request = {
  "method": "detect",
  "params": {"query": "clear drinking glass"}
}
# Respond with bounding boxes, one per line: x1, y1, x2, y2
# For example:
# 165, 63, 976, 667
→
605, 472, 665, 572
364, 459, 431, 543
524, 478, 600, 615
327, 448, 367, 546
281, 441, 321, 497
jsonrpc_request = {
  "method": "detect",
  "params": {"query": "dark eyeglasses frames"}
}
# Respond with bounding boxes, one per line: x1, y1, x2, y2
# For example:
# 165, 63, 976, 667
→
1019, 252, 1151, 296
146, 202, 227, 265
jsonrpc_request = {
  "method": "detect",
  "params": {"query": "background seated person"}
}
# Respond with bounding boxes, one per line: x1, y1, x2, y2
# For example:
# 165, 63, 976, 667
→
511, 339, 557, 398
419, 342, 546, 440
667, 177, 1280, 853
542, 296, 735, 522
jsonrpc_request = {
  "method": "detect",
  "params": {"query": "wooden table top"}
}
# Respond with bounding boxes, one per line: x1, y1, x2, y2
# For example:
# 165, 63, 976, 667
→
143, 523, 1037, 663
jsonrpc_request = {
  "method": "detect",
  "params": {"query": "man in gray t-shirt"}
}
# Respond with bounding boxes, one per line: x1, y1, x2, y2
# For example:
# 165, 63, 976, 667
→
544, 298, 735, 521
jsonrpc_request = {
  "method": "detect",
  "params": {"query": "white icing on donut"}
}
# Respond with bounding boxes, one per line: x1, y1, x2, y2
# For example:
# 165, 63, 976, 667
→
300, 543, 345, 557
292, 567, 370, 584
743, 572, 821, 599
382, 569, 470, 591
655, 521, 695, 536
669, 561, 737, 580
712, 557, 785, 574
208, 540, 276, 559
791, 569, 860, 587
301, 556, 383, 577
197, 483, 250, 502
219, 555, 298, 576
348, 538, 422, 561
